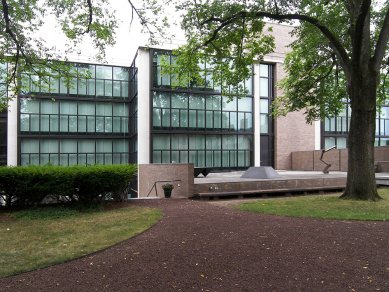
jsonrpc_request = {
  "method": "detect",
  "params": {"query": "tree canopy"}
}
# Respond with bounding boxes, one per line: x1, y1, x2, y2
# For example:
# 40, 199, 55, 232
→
0, 0, 117, 109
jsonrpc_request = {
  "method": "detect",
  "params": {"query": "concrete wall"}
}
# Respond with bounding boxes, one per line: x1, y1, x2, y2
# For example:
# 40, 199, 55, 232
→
138, 164, 194, 198
291, 146, 389, 171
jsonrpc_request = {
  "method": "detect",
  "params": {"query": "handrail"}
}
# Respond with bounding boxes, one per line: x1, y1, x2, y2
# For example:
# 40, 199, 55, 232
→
146, 179, 182, 197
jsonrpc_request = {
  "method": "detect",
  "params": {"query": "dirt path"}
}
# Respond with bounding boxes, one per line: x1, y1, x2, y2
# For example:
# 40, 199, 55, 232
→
1, 199, 389, 291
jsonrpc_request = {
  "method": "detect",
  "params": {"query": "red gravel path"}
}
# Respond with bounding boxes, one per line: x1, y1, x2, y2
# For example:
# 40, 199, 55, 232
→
1, 199, 389, 291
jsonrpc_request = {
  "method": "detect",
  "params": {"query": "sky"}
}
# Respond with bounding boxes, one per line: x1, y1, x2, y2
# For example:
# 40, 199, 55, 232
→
39, 0, 149, 66
38, 0, 185, 66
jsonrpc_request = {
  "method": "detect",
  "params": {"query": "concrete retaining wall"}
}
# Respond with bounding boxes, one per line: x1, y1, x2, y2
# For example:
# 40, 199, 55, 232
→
138, 164, 194, 198
291, 146, 389, 171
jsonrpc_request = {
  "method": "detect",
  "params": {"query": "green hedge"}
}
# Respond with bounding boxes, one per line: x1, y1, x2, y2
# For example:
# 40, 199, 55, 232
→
0, 164, 137, 208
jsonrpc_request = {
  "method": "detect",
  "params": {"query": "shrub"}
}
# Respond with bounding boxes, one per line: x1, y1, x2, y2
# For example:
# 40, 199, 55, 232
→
0, 164, 137, 208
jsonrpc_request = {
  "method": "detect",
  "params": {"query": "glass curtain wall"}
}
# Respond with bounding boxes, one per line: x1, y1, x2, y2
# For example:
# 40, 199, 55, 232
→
323, 103, 389, 148
19, 63, 130, 166
151, 49, 253, 169
129, 58, 138, 164
259, 64, 274, 167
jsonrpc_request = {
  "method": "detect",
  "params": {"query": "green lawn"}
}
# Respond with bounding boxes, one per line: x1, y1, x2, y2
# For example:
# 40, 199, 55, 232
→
0, 205, 162, 277
238, 188, 389, 221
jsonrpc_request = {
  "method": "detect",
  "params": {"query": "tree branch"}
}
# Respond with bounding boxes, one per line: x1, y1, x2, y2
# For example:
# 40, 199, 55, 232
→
372, 5, 389, 71
201, 10, 351, 77
85, 0, 93, 33
353, 0, 371, 66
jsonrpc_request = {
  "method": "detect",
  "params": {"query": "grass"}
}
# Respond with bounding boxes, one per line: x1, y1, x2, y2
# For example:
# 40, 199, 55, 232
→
0, 205, 162, 278
238, 188, 389, 221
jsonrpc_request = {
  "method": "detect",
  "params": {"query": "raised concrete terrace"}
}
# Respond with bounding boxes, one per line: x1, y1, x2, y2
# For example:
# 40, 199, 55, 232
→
194, 171, 389, 199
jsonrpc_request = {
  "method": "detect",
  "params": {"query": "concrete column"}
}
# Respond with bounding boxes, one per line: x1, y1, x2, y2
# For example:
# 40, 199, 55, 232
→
253, 63, 261, 166
314, 120, 321, 150
137, 48, 151, 164
7, 95, 17, 166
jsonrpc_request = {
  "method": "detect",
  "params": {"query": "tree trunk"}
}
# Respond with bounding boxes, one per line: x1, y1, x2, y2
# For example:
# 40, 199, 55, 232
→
340, 72, 381, 201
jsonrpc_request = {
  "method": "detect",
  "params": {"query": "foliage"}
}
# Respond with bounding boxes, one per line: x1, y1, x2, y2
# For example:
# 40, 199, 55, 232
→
0, 164, 137, 208
0, 0, 117, 110
0, 205, 162, 277
238, 188, 389, 221
162, 183, 174, 191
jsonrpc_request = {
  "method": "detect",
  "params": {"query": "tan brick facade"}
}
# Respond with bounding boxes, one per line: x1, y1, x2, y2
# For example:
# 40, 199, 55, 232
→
268, 24, 317, 170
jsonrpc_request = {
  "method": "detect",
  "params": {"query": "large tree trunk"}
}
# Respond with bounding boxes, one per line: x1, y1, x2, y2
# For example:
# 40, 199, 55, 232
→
340, 72, 381, 201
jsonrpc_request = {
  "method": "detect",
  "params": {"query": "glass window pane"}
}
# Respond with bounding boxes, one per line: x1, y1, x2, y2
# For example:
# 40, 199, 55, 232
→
20, 99, 39, 113
171, 109, 179, 127
325, 137, 336, 149
180, 110, 188, 127
41, 115, 49, 131
121, 82, 128, 98
50, 77, 59, 93
153, 109, 161, 127
171, 135, 188, 150
153, 135, 170, 150
96, 66, 112, 79
113, 81, 121, 97
222, 96, 237, 111
96, 140, 112, 153
78, 102, 95, 115
40, 140, 58, 153
79, 140, 94, 153
78, 79, 87, 95
21, 139, 39, 153
60, 101, 77, 115
206, 96, 221, 110
27, 114, 38, 131
162, 109, 170, 127
87, 116, 95, 132
113, 67, 129, 81
105, 80, 113, 97
69, 78, 77, 95
189, 95, 205, 109
153, 92, 170, 108
337, 137, 347, 149
260, 78, 269, 97
260, 64, 269, 77
260, 114, 268, 133
88, 79, 95, 96
214, 111, 221, 128
41, 100, 58, 114
60, 77, 68, 94
96, 80, 104, 96
171, 94, 187, 109
105, 117, 112, 132
69, 116, 77, 132
96, 103, 112, 116
189, 110, 197, 128
238, 97, 252, 112
78, 116, 86, 132
260, 99, 269, 113
20, 114, 30, 131
245, 75, 253, 95
206, 111, 213, 128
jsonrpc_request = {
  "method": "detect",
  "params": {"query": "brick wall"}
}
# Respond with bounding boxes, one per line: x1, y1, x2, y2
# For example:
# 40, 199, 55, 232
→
273, 63, 316, 170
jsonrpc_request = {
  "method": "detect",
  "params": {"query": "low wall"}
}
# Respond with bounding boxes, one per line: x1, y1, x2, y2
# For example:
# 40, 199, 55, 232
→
291, 146, 389, 171
138, 164, 194, 198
